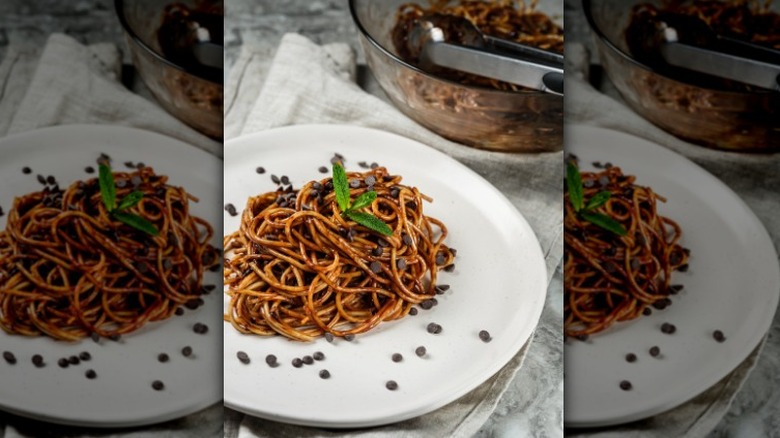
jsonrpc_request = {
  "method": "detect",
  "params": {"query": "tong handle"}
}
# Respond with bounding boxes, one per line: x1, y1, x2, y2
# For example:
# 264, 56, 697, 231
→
483, 35, 564, 66
662, 41, 780, 91
423, 42, 564, 95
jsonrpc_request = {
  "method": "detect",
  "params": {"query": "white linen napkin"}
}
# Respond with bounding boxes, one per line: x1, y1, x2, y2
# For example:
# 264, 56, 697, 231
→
564, 41, 776, 438
0, 33, 222, 438
223, 32, 564, 438
0, 33, 221, 156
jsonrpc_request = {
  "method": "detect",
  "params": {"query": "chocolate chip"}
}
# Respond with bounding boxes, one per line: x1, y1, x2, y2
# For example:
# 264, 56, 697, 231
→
292, 358, 303, 368
313, 352, 325, 361
193, 323, 209, 334
370, 261, 382, 274
324, 333, 334, 343
266, 354, 278, 367
158, 353, 169, 363
649, 346, 660, 357
386, 380, 398, 390
409, 307, 418, 316
392, 353, 403, 363
396, 259, 407, 270
318, 166, 328, 173
642, 307, 652, 316
479, 330, 492, 343
402, 233, 413, 246
415, 346, 426, 357
256, 167, 265, 174
152, 380, 164, 391
625, 353, 637, 363
426, 323, 442, 334
661, 322, 676, 334
319, 369, 331, 379
443, 264, 455, 272
619, 380, 632, 390
68, 356, 80, 365
182, 346, 193, 357
2, 351, 15, 365
434, 284, 450, 294
237, 351, 250, 364
58, 358, 69, 368
302, 355, 314, 365
22, 166, 31, 174
344, 334, 355, 342
32, 354, 44, 367
85, 369, 97, 379
713, 330, 726, 342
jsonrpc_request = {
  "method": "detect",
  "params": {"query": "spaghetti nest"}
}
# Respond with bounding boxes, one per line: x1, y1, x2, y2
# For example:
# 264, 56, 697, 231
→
0, 166, 219, 341
564, 165, 689, 338
392, 0, 564, 91
223, 166, 455, 341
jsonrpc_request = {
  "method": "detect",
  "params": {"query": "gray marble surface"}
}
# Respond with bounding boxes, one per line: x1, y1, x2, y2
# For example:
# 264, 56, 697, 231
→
566, 0, 780, 437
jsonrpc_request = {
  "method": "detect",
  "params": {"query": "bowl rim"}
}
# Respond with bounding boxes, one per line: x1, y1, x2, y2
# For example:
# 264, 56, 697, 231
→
347, 0, 555, 97
581, 0, 773, 96
114, 0, 221, 85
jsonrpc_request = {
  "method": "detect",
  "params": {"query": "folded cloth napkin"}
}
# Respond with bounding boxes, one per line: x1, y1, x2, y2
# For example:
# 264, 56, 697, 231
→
0, 33, 221, 156
564, 41, 777, 438
223, 32, 564, 438
0, 33, 222, 438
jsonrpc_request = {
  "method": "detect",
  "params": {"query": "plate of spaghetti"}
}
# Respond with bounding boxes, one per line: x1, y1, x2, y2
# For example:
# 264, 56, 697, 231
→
563, 125, 780, 427
222, 124, 548, 428
0, 125, 222, 427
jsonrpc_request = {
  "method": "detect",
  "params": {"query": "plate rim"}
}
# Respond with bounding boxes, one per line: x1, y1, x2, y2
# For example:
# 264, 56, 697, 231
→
0, 123, 223, 428
221, 123, 550, 428
563, 124, 780, 427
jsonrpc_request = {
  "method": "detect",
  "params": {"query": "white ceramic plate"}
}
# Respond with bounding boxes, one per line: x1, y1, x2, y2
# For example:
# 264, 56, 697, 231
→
564, 125, 780, 427
223, 124, 548, 428
0, 125, 223, 427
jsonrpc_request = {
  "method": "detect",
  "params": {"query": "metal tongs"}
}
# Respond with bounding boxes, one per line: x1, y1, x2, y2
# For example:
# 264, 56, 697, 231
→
407, 14, 564, 95
653, 18, 780, 91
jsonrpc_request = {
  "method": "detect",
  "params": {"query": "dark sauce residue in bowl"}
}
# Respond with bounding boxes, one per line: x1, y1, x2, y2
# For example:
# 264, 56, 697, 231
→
391, 0, 563, 92
625, 1, 780, 91
158, 3, 224, 84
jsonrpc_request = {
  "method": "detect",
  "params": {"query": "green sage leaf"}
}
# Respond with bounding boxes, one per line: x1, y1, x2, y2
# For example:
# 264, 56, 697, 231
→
348, 191, 377, 212
113, 211, 159, 236
345, 211, 393, 236
580, 211, 627, 236
116, 191, 144, 211
566, 161, 584, 212
585, 191, 611, 210
98, 164, 116, 211
332, 163, 351, 212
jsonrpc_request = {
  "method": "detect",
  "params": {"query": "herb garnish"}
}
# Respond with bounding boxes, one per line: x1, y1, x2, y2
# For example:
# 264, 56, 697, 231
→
566, 161, 627, 236
332, 163, 393, 236
98, 164, 159, 236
